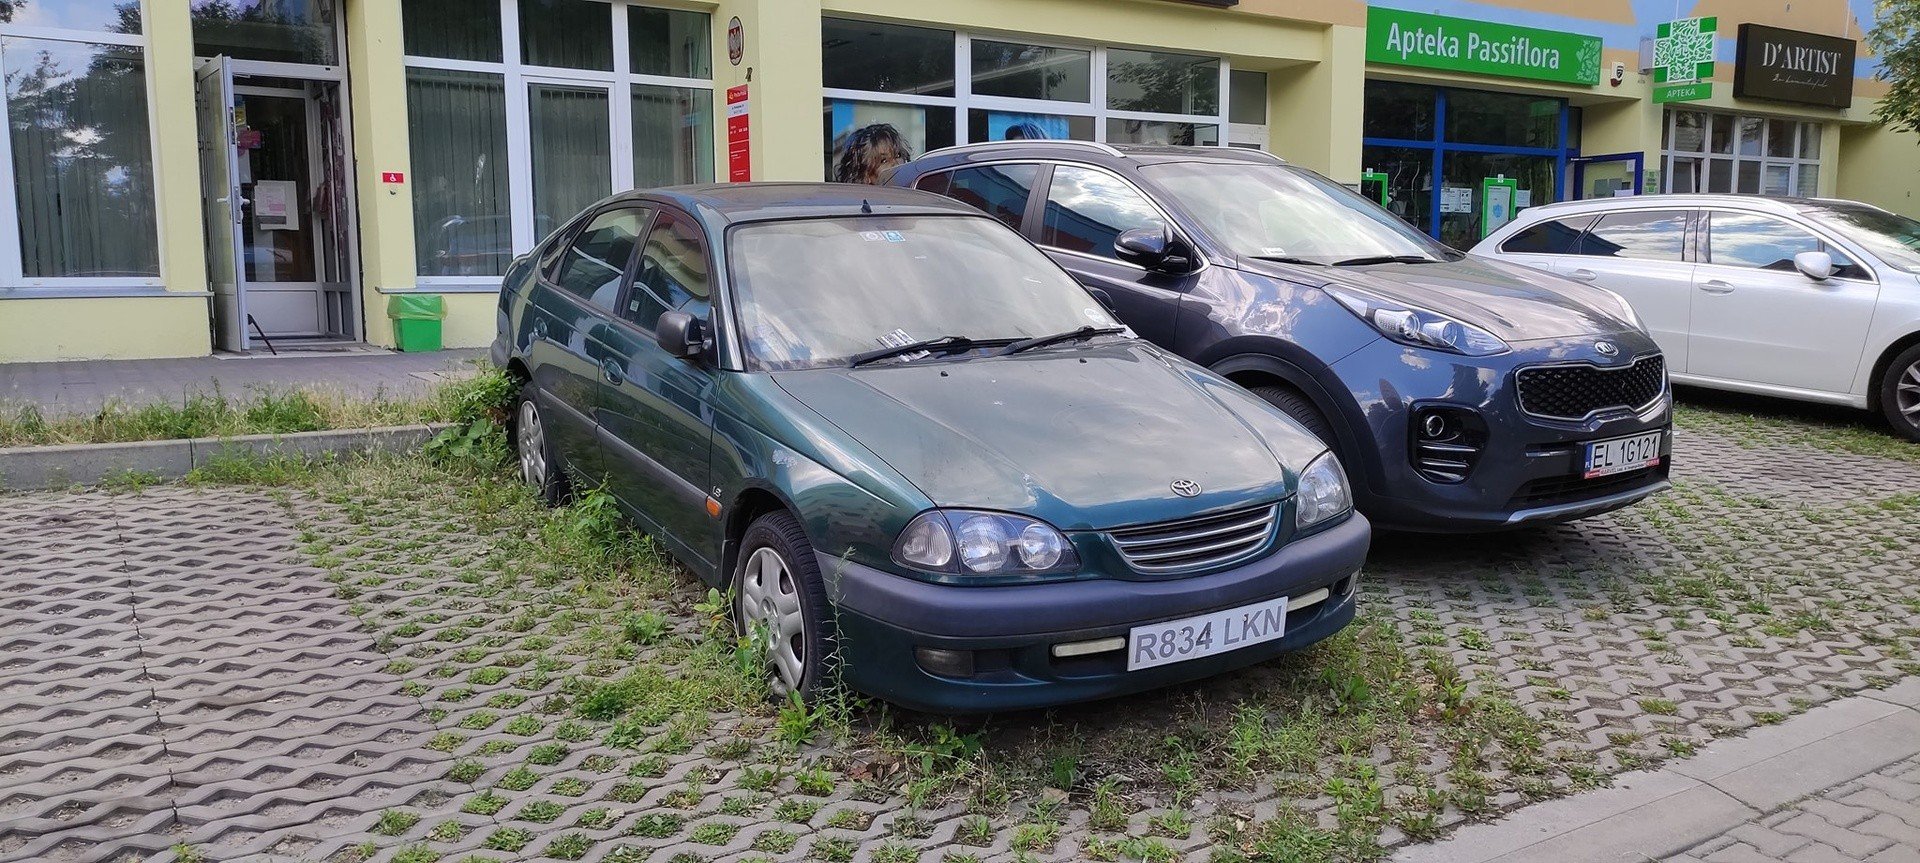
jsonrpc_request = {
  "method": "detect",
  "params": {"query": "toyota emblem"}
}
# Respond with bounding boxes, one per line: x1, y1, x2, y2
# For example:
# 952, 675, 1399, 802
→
1595, 341, 1619, 357
1171, 479, 1202, 497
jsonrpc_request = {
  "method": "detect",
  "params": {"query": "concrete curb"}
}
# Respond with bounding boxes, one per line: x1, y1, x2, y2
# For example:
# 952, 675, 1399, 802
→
1395, 679, 1920, 863
0, 424, 454, 491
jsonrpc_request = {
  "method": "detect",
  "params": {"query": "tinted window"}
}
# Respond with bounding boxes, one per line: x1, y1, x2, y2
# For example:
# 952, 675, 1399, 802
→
943, 165, 1039, 231
1039, 166, 1165, 259
552, 208, 644, 311
626, 210, 710, 329
1708, 212, 1822, 272
1501, 217, 1592, 255
914, 171, 951, 196
1579, 211, 1688, 261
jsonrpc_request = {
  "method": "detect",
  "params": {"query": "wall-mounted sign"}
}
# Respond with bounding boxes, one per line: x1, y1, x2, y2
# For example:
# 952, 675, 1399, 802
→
1733, 24, 1856, 109
726, 85, 751, 182
1652, 17, 1716, 103
1365, 8, 1602, 86
727, 16, 743, 66
380, 171, 405, 184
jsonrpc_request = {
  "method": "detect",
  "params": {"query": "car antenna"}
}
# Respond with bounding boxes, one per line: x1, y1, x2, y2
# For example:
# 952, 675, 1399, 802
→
861, 199, 873, 214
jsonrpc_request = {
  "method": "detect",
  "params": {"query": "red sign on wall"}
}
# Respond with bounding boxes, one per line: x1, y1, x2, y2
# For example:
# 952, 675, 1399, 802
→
381, 171, 406, 184
726, 85, 750, 183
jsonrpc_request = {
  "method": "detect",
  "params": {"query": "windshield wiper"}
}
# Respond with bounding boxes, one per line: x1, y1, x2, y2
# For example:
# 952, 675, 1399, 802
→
1331, 254, 1444, 266
849, 335, 979, 367
1247, 254, 1327, 266
997, 325, 1127, 356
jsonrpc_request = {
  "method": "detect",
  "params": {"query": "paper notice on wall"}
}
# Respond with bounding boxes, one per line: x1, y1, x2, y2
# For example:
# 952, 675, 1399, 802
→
254, 180, 298, 231
1440, 186, 1473, 214
1514, 190, 1532, 208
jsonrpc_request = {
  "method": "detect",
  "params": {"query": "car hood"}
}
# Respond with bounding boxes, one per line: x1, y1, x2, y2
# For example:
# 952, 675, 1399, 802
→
1242, 255, 1638, 340
769, 341, 1313, 530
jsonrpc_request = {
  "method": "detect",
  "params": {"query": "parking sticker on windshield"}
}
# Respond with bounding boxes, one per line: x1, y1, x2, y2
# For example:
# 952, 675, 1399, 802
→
861, 231, 883, 242
883, 231, 906, 242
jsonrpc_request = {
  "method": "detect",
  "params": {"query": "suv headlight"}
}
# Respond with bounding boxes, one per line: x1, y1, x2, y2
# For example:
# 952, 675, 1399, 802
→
1326, 286, 1509, 356
893, 510, 1079, 575
1294, 451, 1353, 531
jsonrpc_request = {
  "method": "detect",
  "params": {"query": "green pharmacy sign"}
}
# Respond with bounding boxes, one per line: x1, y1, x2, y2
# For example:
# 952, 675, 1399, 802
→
1366, 8, 1603, 86
1654, 16, 1717, 103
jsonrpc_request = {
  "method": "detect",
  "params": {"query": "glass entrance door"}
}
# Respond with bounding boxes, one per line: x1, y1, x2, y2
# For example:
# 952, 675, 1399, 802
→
235, 86, 325, 338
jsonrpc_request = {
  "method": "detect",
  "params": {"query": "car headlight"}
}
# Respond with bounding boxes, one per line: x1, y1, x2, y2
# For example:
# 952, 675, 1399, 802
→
1294, 451, 1353, 531
1326, 286, 1509, 356
893, 510, 1079, 575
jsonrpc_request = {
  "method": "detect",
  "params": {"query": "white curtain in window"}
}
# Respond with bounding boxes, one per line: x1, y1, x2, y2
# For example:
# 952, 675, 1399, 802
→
407, 68, 511, 276
530, 83, 611, 242
632, 84, 711, 190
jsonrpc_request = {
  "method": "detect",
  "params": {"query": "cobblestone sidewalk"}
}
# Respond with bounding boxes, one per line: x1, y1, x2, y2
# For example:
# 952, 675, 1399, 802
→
1673, 753, 1920, 863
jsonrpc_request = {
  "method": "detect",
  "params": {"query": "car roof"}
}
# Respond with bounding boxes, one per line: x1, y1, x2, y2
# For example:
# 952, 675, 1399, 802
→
913, 140, 1288, 168
615, 182, 985, 224
1520, 193, 1873, 220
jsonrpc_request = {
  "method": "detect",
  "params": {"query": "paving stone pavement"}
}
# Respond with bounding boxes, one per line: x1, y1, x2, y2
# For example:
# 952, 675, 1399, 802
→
1669, 754, 1920, 863
0, 417, 1916, 863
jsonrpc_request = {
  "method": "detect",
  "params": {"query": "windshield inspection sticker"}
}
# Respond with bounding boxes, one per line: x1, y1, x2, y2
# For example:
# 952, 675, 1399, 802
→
861, 231, 884, 242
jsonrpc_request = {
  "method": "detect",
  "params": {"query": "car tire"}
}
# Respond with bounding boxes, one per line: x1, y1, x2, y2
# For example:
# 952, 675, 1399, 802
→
733, 509, 835, 701
512, 383, 572, 506
1879, 343, 1920, 443
1248, 384, 1337, 448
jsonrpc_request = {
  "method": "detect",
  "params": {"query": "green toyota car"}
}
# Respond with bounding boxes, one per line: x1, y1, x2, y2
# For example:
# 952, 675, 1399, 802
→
490, 183, 1369, 713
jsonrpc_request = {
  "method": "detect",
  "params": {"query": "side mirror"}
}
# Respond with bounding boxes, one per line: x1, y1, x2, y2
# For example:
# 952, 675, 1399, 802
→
1115, 226, 1194, 274
655, 310, 707, 359
1794, 250, 1836, 281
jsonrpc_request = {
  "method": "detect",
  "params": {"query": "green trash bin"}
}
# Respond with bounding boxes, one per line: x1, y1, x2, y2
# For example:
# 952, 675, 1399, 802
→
387, 293, 446, 352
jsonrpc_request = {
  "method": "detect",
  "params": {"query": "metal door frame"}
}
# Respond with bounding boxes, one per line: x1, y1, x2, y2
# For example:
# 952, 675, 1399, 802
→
1571, 152, 1646, 200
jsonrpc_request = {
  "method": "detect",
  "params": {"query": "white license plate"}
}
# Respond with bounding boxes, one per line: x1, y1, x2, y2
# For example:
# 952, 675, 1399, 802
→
1126, 595, 1289, 671
1583, 431, 1664, 479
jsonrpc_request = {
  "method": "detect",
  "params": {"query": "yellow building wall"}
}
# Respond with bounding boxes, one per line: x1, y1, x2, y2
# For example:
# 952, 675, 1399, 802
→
1838, 124, 1920, 217
1, 297, 210, 362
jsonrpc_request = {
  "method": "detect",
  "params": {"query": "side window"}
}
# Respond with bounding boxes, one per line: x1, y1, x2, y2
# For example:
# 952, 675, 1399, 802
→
943, 164, 1039, 230
552, 208, 646, 312
1707, 212, 1857, 275
1501, 216, 1593, 255
625, 210, 712, 330
1038, 165, 1166, 259
1578, 210, 1689, 262
914, 171, 952, 196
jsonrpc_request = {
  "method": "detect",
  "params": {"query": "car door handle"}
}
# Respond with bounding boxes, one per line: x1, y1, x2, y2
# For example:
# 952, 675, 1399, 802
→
1699, 280, 1736, 295
600, 359, 625, 385
1566, 268, 1598, 282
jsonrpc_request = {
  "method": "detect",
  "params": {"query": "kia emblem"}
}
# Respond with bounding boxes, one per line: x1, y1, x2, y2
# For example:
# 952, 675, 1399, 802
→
1596, 341, 1619, 357
1171, 479, 1202, 497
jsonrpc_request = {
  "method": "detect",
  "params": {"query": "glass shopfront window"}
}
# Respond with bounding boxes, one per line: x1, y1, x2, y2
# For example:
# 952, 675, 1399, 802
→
401, 0, 714, 279
190, 0, 338, 66
0, 12, 158, 285
1661, 109, 1822, 197
820, 17, 1231, 181
1361, 81, 1572, 249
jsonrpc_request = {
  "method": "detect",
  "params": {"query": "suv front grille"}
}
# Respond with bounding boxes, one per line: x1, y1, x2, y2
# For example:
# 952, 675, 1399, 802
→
1110, 504, 1277, 574
1516, 355, 1666, 421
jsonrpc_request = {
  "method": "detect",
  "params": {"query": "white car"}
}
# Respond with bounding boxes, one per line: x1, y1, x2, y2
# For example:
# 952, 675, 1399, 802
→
1472, 195, 1920, 441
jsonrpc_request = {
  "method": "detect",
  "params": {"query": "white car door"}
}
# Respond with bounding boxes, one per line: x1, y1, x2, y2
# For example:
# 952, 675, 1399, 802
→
1688, 210, 1880, 395
1560, 209, 1696, 372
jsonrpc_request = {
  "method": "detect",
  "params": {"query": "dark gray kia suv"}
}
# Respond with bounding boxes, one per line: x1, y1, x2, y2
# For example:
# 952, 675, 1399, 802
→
888, 142, 1671, 532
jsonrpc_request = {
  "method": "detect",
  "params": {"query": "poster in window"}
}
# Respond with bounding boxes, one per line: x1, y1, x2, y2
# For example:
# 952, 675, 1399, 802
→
254, 180, 298, 231
826, 100, 925, 184
984, 111, 1067, 142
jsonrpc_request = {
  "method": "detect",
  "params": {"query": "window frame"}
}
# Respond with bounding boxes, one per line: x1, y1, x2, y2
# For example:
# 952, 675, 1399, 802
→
546, 204, 650, 314
820, 18, 1233, 174
1659, 110, 1825, 197
404, 0, 715, 290
918, 158, 1204, 273
1036, 162, 1171, 264
0, 18, 161, 291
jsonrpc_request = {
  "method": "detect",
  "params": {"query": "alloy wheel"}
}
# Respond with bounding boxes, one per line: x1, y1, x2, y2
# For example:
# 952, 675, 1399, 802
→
516, 399, 548, 490
1900, 360, 1920, 428
739, 546, 808, 695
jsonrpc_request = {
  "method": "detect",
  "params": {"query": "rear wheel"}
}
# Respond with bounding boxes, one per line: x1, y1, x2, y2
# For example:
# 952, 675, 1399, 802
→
512, 383, 572, 506
733, 510, 835, 700
1879, 344, 1920, 443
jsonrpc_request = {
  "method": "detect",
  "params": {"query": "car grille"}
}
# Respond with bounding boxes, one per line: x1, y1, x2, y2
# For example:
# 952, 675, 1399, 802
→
1516, 355, 1667, 421
1109, 504, 1277, 574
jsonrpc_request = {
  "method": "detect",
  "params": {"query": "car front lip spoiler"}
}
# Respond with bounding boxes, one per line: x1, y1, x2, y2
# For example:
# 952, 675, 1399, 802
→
1501, 479, 1672, 526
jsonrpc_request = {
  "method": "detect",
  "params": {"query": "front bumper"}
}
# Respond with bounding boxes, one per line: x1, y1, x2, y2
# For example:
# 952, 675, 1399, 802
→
1328, 335, 1673, 533
821, 512, 1369, 714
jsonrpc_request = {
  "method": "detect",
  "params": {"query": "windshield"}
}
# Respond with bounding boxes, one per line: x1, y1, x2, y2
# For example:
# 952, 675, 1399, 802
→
1140, 162, 1453, 265
728, 215, 1120, 370
1803, 204, 1920, 274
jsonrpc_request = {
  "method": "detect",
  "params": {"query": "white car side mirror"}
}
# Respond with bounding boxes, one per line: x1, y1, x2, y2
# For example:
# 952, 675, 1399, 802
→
1794, 250, 1836, 281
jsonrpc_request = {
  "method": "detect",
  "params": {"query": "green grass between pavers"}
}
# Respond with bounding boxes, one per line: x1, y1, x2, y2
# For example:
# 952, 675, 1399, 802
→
0, 365, 513, 448
183, 422, 1591, 863
1676, 401, 1920, 463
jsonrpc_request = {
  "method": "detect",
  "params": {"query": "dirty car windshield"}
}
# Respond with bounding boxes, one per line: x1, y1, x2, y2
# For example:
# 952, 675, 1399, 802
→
728, 215, 1116, 370
1141, 161, 1451, 264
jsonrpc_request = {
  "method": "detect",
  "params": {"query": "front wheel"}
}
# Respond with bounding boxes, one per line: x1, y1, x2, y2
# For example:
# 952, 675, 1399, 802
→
1879, 344, 1920, 443
733, 510, 835, 700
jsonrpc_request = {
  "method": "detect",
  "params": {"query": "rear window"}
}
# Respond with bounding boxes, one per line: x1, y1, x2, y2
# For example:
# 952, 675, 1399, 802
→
928, 164, 1039, 231
1578, 210, 1689, 261
1501, 216, 1592, 255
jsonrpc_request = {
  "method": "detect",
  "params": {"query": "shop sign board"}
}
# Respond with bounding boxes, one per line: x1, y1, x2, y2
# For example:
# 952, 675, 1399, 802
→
1652, 17, 1716, 103
726, 85, 750, 182
1365, 8, 1602, 87
1733, 24, 1856, 109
